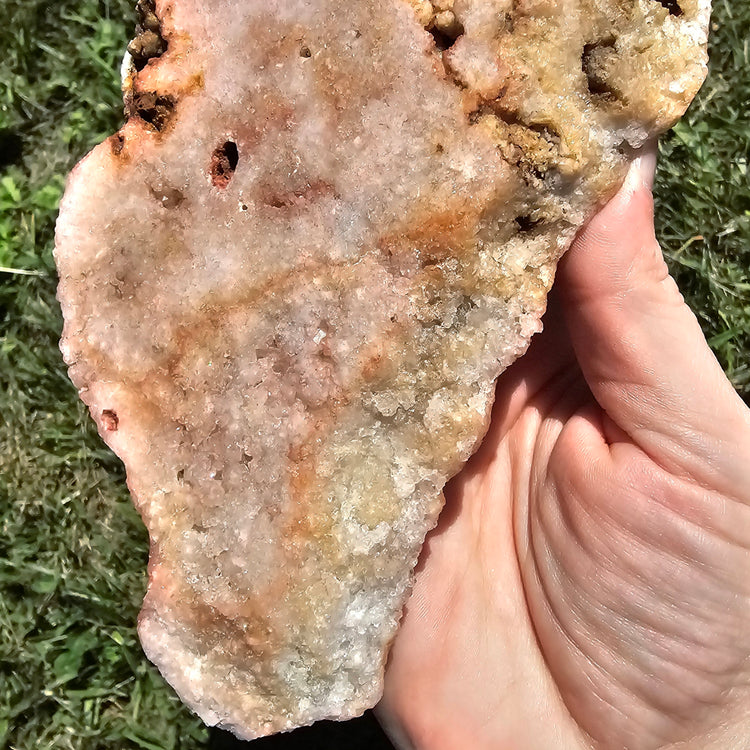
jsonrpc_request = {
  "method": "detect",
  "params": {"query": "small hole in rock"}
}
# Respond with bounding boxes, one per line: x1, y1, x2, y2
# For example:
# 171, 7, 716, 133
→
266, 195, 290, 209
430, 28, 456, 51
128, 91, 176, 131
101, 410, 119, 431
655, 0, 683, 15
177, 468, 185, 482
435, 143, 445, 154
515, 215, 543, 232
211, 141, 239, 189
582, 41, 618, 101
300, 45, 312, 58
110, 133, 126, 157
428, 14, 464, 52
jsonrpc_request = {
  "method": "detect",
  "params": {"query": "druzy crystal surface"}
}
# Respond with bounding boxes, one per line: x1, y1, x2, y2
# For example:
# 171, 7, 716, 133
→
55, 0, 709, 738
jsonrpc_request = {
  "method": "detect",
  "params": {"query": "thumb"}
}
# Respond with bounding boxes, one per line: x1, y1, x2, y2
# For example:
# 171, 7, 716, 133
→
557, 155, 750, 499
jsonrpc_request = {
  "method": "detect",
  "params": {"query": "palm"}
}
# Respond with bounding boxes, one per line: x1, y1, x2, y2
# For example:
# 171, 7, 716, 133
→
378, 175, 750, 750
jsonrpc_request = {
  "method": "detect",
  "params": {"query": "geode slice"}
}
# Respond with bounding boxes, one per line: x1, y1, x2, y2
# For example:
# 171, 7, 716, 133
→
55, 0, 710, 738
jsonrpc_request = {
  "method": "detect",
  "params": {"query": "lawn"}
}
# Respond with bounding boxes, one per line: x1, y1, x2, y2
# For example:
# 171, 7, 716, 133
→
0, 1, 748, 748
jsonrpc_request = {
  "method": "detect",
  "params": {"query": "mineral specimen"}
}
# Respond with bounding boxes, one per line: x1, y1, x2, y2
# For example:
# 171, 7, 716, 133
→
55, 0, 710, 739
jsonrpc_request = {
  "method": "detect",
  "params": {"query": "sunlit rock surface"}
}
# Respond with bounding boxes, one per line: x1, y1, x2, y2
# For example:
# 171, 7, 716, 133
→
55, 0, 709, 738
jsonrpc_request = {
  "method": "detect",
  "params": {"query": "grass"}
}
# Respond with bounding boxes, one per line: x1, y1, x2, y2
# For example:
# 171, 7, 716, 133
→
0, 2, 209, 748
655, 0, 750, 397
0, 1, 748, 748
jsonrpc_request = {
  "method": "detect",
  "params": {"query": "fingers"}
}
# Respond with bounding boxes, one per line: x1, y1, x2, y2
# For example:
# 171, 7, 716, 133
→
557, 157, 750, 501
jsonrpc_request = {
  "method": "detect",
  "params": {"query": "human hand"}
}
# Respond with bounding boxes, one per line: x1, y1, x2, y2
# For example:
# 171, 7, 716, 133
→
376, 154, 750, 750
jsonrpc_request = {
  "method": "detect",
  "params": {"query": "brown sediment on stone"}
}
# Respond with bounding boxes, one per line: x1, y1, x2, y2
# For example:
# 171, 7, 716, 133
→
125, 90, 176, 132
582, 38, 620, 100
123, 69, 205, 134
55, 0, 710, 740
101, 409, 119, 431
210, 141, 239, 188
128, 0, 168, 71
109, 132, 126, 157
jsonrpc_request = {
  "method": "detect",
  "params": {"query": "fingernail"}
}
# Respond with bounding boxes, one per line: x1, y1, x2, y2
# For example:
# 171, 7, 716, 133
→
635, 142, 658, 189
622, 156, 646, 200
621, 142, 658, 203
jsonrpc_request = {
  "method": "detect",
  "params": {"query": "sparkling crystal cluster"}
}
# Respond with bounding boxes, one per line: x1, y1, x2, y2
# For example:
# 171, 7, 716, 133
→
55, 0, 709, 738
